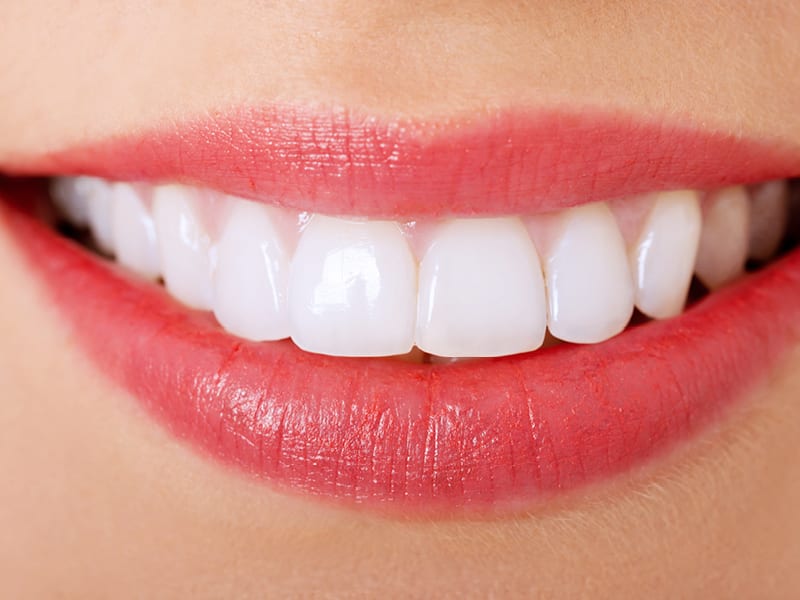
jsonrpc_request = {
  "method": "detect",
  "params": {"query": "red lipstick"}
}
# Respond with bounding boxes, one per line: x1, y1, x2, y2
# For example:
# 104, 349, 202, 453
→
1, 106, 799, 513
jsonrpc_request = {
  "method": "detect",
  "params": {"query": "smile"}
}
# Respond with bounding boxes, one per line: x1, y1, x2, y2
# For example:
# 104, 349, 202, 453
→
2, 105, 799, 512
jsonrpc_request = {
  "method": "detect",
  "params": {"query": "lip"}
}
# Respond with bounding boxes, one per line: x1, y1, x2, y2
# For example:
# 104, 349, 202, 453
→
4, 105, 800, 218
2, 177, 800, 513
2, 106, 800, 514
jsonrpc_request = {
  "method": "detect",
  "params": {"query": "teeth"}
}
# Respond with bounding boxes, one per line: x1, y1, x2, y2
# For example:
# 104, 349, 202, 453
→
748, 180, 789, 261
50, 177, 91, 227
152, 185, 215, 310
52, 176, 791, 359
695, 186, 750, 290
111, 183, 160, 280
629, 190, 702, 319
80, 177, 116, 255
288, 216, 417, 357
535, 202, 634, 344
212, 199, 292, 342
416, 218, 546, 357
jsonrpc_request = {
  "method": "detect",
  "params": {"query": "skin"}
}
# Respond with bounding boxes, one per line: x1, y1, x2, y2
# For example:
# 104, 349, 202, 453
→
0, 2, 799, 597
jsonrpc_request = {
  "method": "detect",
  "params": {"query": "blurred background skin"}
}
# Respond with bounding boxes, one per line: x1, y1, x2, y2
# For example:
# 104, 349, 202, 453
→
1, 2, 799, 597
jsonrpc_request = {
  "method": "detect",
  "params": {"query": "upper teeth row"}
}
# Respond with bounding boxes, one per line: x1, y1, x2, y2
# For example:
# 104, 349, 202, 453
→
51, 177, 790, 358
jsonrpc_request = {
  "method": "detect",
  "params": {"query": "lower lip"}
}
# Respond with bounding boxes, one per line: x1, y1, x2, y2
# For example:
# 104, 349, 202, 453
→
3, 182, 800, 513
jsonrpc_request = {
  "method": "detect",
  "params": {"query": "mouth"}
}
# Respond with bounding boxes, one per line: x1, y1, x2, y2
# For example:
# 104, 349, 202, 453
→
2, 105, 800, 514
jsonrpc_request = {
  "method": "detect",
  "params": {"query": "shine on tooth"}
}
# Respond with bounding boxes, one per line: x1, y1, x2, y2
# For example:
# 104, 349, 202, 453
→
748, 180, 789, 261
629, 190, 702, 319
212, 199, 291, 342
534, 202, 634, 344
416, 217, 547, 357
111, 183, 160, 280
288, 215, 417, 357
152, 185, 215, 310
695, 186, 750, 290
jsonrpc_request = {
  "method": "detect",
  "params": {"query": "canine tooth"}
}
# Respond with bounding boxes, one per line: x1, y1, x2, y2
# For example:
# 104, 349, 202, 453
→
416, 218, 546, 357
212, 200, 291, 341
629, 190, 702, 319
50, 177, 91, 227
289, 216, 417, 357
537, 202, 634, 344
749, 180, 789, 261
153, 185, 214, 310
695, 186, 750, 290
111, 183, 160, 280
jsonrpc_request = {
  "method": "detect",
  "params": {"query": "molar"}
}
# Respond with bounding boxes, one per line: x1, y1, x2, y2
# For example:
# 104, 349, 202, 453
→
50, 176, 92, 228
695, 186, 750, 290
748, 180, 789, 261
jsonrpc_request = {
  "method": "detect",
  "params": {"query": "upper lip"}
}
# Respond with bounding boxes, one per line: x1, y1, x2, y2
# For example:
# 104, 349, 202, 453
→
3, 104, 800, 218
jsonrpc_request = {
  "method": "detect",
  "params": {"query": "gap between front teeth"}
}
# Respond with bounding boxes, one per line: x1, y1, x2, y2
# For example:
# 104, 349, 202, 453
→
50, 177, 791, 359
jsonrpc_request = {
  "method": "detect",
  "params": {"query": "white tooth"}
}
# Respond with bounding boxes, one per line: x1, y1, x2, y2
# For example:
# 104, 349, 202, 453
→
416, 218, 546, 357
695, 186, 750, 290
111, 184, 160, 280
72, 177, 115, 255
50, 177, 91, 227
538, 202, 634, 344
152, 185, 214, 310
748, 180, 789, 261
212, 200, 291, 341
629, 190, 702, 319
289, 216, 417, 357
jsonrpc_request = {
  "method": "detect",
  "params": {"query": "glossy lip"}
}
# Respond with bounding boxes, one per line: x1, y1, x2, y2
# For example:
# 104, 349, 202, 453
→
2, 105, 800, 514
4, 105, 800, 218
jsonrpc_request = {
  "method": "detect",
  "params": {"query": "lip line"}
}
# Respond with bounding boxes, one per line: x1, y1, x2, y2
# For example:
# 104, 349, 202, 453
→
3, 180, 800, 514
4, 104, 800, 218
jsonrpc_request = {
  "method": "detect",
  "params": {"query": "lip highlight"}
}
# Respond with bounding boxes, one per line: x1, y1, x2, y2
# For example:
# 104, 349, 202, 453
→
4, 106, 800, 218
